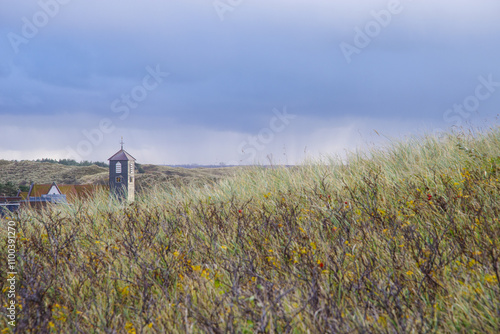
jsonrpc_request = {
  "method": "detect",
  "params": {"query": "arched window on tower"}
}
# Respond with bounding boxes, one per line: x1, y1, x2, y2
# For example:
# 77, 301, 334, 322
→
116, 162, 122, 174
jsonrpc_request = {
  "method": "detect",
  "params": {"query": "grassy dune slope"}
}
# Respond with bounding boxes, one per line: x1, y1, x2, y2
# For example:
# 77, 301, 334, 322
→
0, 161, 236, 190
134, 165, 238, 191
2, 128, 500, 333
0, 161, 107, 186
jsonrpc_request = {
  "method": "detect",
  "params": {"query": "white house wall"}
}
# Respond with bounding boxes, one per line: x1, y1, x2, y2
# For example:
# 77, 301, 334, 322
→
47, 185, 61, 195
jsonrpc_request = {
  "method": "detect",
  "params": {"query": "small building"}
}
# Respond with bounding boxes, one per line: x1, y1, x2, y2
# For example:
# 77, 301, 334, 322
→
108, 139, 136, 202
24, 182, 68, 208
27, 194, 68, 209
0, 184, 68, 212
27, 182, 64, 197
22, 182, 105, 207
0, 197, 23, 216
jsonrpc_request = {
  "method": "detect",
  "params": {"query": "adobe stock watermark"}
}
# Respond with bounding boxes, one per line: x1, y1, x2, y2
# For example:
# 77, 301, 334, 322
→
434, 74, 500, 136
230, 107, 295, 165
65, 65, 169, 161
213, 0, 244, 21
5, 220, 18, 327
7, 0, 73, 54
339, 0, 411, 64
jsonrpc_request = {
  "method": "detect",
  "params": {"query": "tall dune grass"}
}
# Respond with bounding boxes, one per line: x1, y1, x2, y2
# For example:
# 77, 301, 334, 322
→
1, 127, 499, 333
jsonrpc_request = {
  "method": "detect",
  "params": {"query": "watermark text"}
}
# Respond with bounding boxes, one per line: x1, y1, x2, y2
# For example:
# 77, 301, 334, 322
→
7, 0, 73, 54
5, 220, 17, 327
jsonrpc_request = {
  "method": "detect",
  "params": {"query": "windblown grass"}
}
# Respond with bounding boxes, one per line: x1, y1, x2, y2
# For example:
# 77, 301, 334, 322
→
1, 128, 500, 333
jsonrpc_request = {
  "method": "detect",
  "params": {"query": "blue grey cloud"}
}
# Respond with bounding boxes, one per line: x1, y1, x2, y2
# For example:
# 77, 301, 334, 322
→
1, 0, 499, 163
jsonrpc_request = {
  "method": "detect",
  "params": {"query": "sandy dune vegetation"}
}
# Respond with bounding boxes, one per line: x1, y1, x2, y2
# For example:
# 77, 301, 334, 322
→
1, 128, 499, 333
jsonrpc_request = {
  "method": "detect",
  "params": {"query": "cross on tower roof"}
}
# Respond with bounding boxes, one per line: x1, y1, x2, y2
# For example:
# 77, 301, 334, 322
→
108, 138, 136, 161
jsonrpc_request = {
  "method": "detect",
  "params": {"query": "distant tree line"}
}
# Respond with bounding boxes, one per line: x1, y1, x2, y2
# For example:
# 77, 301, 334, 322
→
33, 158, 145, 173
35, 158, 109, 168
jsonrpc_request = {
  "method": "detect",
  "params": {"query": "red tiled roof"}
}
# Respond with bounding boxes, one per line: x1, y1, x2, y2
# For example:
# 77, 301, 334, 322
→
74, 185, 101, 197
57, 185, 77, 201
58, 184, 105, 202
28, 183, 106, 202
29, 184, 54, 197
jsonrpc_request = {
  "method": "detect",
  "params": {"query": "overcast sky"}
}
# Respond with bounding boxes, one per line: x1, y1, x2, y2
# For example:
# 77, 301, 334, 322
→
1, 0, 499, 165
